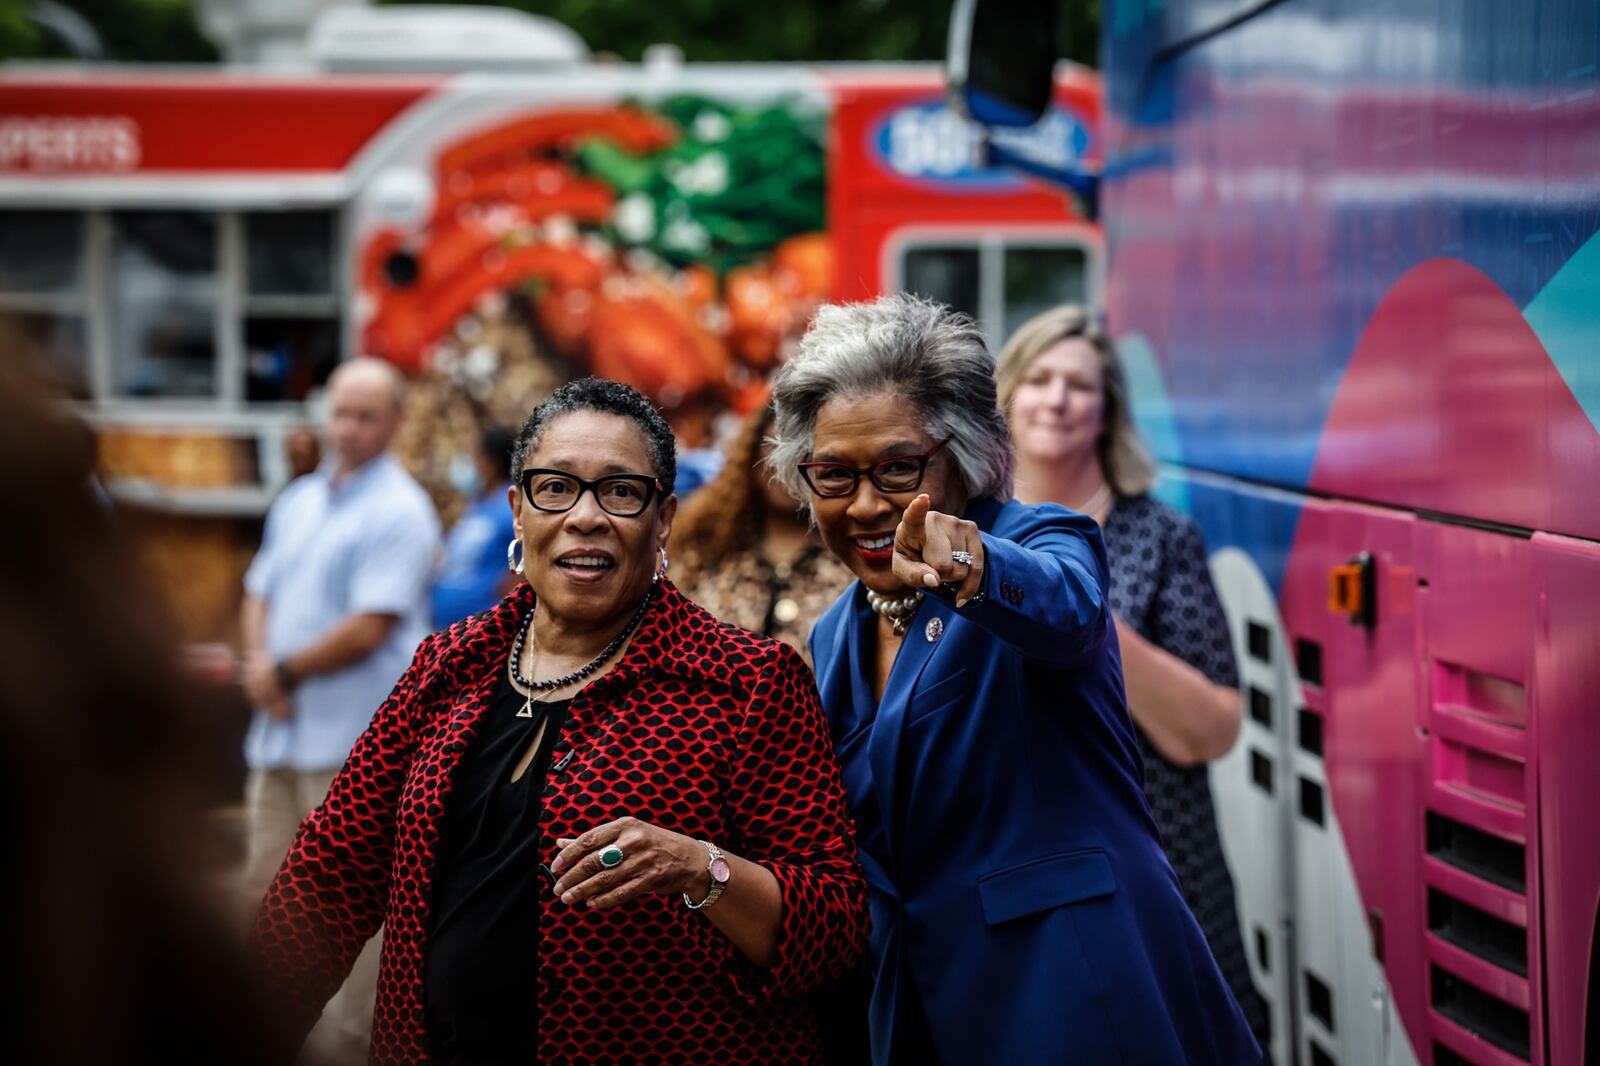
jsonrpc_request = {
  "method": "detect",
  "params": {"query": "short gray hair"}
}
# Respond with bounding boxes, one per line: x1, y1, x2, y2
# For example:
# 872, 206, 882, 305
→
769, 293, 1014, 505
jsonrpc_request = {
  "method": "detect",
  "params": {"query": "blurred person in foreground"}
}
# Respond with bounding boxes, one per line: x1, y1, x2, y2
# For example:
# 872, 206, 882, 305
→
431, 424, 519, 629
0, 340, 292, 1065
251, 378, 866, 1064
673, 399, 867, 1065
673, 399, 855, 665
997, 304, 1268, 1049
770, 293, 1259, 1064
239, 356, 441, 1062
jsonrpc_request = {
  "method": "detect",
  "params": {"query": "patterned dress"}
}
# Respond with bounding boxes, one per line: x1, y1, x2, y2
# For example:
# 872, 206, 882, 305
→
676, 541, 856, 666
1102, 494, 1271, 1050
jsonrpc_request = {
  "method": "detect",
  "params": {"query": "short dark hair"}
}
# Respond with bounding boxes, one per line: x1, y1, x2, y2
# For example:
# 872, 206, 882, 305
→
480, 424, 517, 475
511, 378, 678, 495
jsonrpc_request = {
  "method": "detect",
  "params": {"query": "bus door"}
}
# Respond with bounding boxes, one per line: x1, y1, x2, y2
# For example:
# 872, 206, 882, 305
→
1527, 533, 1600, 1066
1212, 492, 1424, 1066
1418, 526, 1600, 1065
1303, 502, 1426, 1066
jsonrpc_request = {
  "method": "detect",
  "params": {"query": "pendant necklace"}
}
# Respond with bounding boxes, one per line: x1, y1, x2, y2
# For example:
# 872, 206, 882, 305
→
508, 588, 654, 718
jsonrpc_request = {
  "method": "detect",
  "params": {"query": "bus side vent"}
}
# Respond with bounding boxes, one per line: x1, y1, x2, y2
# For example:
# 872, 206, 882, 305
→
1425, 812, 1526, 892
1298, 708, 1323, 757
1305, 968, 1335, 1032
1299, 776, 1325, 827
1430, 966, 1530, 1060
1427, 888, 1528, 977
1295, 637, 1323, 686
1432, 1042, 1471, 1066
1246, 620, 1272, 663
1250, 749, 1274, 794
1248, 684, 1273, 728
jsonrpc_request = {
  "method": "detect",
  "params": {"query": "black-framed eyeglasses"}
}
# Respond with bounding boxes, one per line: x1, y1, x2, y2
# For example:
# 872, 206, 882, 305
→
797, 440, 948, 499
519, 468, 664, 517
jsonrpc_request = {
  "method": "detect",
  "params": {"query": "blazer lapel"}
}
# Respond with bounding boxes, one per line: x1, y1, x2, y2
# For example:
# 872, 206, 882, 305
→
819, 583, 869, 739
865, 498, 1000, 863
865, 592, 951, 868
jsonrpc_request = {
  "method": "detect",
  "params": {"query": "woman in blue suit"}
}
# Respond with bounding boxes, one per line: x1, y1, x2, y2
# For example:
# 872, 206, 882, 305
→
769, 293, 1261, 1065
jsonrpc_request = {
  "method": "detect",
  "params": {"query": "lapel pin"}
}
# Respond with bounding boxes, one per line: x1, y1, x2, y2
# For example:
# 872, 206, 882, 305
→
924, 617, 944, 643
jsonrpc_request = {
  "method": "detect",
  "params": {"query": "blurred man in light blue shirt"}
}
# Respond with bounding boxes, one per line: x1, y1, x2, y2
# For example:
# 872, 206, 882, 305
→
238, 357, 439, 1063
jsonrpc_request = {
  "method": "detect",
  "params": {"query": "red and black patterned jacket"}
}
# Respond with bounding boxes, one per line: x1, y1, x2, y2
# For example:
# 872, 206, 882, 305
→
252, 579, 868, 1064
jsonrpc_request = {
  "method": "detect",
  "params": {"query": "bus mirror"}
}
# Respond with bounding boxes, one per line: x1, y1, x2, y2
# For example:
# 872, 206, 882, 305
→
947, 0, 1060, 128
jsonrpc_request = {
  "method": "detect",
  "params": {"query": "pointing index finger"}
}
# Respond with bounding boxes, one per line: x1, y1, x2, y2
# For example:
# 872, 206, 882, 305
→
896, 493, 931, 552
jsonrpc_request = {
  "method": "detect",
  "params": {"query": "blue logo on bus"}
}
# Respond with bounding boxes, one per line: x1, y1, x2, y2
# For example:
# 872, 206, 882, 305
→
872, 100, 1091, 189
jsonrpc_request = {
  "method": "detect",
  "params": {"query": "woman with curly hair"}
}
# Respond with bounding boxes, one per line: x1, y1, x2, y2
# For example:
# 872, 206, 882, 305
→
673, 400, 855, 666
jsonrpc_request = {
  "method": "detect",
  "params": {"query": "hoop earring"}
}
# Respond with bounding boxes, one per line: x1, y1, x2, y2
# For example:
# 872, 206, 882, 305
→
654, 546, 669, 583
506, 537, 525, 575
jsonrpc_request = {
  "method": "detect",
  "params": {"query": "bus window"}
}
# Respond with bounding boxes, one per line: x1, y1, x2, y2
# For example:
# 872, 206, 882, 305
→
246, 210, 335, 295
902, 245, 981, 322
243, 210, 340, 403
1003, 244, 1088, 340
895, 237, 1094, 346
108, 211, 219, 399
0, 209, 81, 292
0, 210, 90, 398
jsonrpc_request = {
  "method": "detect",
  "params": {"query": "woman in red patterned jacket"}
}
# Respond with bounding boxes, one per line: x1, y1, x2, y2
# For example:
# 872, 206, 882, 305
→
252, 378, 867, 1065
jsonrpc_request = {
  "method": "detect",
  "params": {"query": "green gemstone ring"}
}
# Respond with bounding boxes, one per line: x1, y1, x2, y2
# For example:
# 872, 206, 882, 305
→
598, 844, 625, 869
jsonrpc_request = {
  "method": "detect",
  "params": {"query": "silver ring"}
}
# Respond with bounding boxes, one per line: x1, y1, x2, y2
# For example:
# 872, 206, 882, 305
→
949, 550, 975, 566
598, 844, 625, 869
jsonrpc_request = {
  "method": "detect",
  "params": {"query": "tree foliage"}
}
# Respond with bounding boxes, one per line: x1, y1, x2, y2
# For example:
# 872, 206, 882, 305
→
377, 0, 1099, 66
0, 0, 215, 61
0, 0, 1097, 66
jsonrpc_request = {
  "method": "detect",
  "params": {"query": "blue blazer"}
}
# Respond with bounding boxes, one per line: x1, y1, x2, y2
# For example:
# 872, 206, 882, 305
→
811, 497, 1260, 1065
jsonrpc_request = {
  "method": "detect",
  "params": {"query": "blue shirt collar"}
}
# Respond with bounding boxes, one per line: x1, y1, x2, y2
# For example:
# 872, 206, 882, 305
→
318, 452, 394, 499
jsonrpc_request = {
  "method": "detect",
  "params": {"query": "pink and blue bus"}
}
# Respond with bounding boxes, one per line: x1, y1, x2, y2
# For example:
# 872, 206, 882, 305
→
957, 2, 1600, 1064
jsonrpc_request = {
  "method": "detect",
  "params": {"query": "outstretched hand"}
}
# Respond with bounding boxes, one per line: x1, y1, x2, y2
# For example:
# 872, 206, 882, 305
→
893, 494, 986, 607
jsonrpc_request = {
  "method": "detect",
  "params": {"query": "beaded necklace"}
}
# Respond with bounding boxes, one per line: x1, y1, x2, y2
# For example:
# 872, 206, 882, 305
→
865, 588, 924, 637
507, 588, 654, 719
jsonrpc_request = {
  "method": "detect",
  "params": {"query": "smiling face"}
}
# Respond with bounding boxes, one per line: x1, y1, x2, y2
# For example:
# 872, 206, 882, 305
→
1008, 336, 1106, 468
806, 390, 966, 595
510, 410, 675, 628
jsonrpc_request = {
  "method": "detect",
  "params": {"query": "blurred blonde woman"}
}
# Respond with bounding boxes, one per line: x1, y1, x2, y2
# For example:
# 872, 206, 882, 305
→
997, 304, 1269, 1050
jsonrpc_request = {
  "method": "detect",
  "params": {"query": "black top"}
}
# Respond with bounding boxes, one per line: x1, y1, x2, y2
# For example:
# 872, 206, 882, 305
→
1101, 494, 1270, 1049
425, 670, 570, 1066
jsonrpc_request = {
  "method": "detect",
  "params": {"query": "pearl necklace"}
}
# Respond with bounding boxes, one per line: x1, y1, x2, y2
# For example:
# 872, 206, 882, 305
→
866, 588, 924, 637
508, 588, 653, 718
